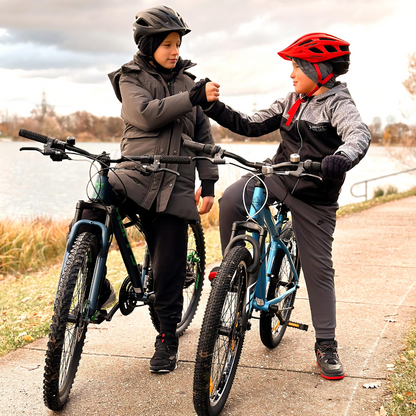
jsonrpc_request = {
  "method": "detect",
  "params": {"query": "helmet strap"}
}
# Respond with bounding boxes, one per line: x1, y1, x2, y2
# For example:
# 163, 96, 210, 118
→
285, 64, 334, 126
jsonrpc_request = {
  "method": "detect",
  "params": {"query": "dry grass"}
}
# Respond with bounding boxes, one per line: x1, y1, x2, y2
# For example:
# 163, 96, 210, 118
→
1, 188, 416, 358
0, 218, 68, 277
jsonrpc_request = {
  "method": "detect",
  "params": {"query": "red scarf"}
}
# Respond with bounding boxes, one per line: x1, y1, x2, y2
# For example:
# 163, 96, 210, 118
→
286, 64, 333, 126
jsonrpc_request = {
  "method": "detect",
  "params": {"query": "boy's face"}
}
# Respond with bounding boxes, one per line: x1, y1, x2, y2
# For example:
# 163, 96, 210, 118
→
153, 32, 181, 69
290, 60, 317, 95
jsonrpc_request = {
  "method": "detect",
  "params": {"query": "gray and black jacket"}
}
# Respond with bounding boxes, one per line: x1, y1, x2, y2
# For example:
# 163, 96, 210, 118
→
204, 83, 371, 205
107, 53, 218, 221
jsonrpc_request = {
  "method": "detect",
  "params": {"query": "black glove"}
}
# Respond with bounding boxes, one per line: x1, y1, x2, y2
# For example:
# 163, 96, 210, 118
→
322, 154, 351, 180
189, 77, 211, 106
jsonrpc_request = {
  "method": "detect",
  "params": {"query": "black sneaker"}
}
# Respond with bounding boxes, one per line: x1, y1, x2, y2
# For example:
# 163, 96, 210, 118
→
315, 340, 345, 380
97, 278, 116, 310
150, 332, 179, 373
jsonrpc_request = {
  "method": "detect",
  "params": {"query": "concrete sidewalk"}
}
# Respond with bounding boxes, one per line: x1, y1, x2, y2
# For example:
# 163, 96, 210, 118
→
1, 196, 416, 416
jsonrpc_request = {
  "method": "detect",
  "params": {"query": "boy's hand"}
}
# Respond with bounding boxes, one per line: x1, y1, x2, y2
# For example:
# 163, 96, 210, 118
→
205, 82, 220, 102
195, 186, 214, 214
322, 155, 351, 180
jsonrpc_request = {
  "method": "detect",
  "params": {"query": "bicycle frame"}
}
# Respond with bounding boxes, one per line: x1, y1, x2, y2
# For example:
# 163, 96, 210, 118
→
225, 177, 299, 318
63, 166, 150, 322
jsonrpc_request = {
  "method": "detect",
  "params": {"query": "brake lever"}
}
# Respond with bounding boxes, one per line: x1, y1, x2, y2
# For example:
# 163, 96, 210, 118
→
192, 156, 226, 164
156, 167, 180, 176
299, 172, 323, 182
20, 147, 43, 153
20, 146, 70, 161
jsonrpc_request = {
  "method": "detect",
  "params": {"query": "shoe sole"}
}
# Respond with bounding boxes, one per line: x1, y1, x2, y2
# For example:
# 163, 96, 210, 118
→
316, 361, 345, 380
149, 352, 179, 373
149, 362, 178, 373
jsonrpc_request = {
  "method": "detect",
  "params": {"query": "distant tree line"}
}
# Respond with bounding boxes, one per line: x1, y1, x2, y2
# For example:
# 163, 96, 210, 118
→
2, 55, 416, 146
0, 99, 282, 143
0, 99, 125, 142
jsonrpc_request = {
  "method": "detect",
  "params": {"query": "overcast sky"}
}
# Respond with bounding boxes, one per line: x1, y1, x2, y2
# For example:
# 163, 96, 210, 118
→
1, 0, 416, 126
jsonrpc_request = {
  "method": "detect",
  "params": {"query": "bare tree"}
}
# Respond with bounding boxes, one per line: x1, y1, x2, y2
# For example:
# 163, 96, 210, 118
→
403, 52, 416, 100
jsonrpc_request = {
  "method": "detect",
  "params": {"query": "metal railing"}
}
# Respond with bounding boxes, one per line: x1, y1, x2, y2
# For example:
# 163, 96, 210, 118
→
350, 167, 416, 200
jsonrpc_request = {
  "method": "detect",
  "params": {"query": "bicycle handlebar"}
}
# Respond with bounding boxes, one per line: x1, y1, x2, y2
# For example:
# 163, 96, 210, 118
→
182, 139, 322, 179
181, 139, 222, 157
19, 129, 191, 166
19, 129, 50, 144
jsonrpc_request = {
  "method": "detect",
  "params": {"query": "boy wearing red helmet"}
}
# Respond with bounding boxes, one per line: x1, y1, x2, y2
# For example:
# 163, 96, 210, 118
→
197, 33, 371, 379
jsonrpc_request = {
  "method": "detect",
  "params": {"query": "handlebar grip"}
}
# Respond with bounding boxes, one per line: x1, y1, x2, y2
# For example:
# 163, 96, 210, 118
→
159, 155, 191, 164
19, 129, 51, 144
182, 139, 220, 156
303, 160, 321, 175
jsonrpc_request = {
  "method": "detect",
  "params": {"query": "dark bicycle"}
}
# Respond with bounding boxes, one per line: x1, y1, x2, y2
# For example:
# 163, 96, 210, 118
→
183, 140, 321, 416
18, 129, 206, 411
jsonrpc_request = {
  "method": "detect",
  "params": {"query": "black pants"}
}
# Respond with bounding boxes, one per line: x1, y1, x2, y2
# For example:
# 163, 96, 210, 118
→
219, 176, 338, 339
77, 199, 188, 335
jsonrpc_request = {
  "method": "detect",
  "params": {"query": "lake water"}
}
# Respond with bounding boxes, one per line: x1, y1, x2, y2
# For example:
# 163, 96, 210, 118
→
1, 141, 416, 219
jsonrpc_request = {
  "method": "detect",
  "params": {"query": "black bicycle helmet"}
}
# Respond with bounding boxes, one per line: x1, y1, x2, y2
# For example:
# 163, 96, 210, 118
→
133, 5, 191, 46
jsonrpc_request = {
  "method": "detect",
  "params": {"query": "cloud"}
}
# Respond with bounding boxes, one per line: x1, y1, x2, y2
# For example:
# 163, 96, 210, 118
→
0, 0, 401, 63
1, 0, 415, 122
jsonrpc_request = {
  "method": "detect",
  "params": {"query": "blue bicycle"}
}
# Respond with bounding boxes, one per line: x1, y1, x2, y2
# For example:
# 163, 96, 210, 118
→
184, 140, 321, 416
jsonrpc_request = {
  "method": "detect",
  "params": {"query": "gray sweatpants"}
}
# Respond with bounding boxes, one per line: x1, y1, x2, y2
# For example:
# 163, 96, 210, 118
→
218, 176, 338, 339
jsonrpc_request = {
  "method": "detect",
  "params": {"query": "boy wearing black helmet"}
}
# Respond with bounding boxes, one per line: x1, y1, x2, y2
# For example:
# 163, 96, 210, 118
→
198, 33, 371, 379
105, 6, 218, 373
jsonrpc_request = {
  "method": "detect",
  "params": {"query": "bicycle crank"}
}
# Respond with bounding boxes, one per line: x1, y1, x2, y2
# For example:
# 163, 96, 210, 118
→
119, 276, 139, 315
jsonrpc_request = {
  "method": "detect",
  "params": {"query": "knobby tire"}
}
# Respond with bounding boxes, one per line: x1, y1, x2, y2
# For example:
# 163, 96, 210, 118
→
193, 246, 252, 416
43, 232, 98, 410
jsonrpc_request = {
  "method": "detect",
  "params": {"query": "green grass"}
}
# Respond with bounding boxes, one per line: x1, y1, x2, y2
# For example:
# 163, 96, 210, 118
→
385, 319, 416, 415
336, 188, 416, 218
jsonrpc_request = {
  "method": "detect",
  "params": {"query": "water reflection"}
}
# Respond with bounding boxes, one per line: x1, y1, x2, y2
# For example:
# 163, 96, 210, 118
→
1, 141, 415, 219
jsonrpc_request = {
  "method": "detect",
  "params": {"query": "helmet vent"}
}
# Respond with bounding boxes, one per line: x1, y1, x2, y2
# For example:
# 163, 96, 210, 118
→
136, 18, 150, 27
324, 45, 337, 53
309, 47, 323, 53
339, 45, 349, 52
299, 39, 313, 46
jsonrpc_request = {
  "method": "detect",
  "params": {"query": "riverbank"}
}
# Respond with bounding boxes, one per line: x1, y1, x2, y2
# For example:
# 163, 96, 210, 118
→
1, 195, 416, 415
1, 189, 415, 356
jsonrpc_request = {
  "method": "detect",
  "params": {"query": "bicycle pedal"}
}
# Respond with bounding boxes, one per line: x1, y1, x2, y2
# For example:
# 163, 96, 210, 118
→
287, 321, 308, 331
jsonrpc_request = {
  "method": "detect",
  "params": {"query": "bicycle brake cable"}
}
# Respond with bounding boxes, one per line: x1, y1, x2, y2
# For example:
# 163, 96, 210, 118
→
243, 172, 269, 220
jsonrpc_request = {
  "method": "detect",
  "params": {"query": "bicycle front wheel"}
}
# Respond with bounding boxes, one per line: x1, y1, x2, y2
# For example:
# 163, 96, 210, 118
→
259, 221, 301, 349
193, 246, 251, 416
148, 222, 205, 336
43, 232, 98, 410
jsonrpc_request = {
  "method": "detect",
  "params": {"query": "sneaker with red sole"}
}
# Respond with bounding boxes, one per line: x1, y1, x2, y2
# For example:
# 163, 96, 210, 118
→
315, 340, 345, 380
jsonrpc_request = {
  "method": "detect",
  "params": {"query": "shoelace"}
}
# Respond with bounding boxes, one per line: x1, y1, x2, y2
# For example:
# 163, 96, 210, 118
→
319, 344, 339, 365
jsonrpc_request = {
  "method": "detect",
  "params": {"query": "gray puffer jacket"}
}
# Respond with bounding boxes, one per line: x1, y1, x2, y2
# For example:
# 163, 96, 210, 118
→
108, 53, 218, 221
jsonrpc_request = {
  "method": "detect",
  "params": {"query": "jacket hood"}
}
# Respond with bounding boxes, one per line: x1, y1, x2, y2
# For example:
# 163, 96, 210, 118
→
108, 54, 196, 103
314, 82, 351, 102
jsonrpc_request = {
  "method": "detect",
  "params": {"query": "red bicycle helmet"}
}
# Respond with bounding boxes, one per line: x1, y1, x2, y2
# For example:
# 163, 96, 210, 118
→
278, 32, 349, 63
279, 33, 350, 125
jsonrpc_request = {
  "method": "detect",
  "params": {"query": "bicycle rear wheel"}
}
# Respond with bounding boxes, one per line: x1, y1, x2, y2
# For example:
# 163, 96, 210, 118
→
259, 221, 301, 349
193, 246, 251, 416
43, 232, 98, 410
148, 222, 205, 336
